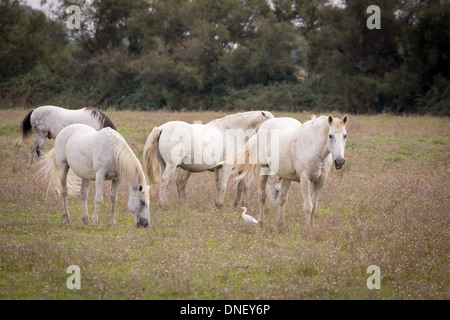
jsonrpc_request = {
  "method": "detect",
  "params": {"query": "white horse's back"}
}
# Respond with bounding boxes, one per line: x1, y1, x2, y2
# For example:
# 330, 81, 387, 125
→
157, 121, 222, 171
31, 106, 104, 138
55, 124, 108, 181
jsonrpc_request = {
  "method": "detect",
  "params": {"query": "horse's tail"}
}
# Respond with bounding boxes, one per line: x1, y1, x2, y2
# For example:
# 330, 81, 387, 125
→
36, 148, 81, 197
143, 126, 162, 185
232, 134, 259, 182
20, 109, 34, 143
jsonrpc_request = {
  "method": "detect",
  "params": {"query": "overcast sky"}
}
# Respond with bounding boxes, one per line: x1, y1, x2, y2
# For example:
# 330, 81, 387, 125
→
23, 0, 44, 9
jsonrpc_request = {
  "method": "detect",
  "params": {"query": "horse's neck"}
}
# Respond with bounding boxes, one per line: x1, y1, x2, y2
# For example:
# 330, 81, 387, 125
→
301, 118, 329, 160
111, 131, 142, 188
208, 114, 248, 130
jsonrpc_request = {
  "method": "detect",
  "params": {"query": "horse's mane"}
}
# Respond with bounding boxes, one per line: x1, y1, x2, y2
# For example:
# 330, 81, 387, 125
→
303, 115, 330, 138
207, 111, 273, 129
85, 107, 117, 130
207, 112, 247, 126
105, 128, 149, 202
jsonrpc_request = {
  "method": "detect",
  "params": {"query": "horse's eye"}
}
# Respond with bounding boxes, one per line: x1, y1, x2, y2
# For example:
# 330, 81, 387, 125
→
329, 134, 333, 139
140, 200, 146, 206
344, 134, 347, 139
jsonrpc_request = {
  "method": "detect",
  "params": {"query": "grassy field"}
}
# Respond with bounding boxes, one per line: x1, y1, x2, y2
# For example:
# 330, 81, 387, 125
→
0, 109, 448, 300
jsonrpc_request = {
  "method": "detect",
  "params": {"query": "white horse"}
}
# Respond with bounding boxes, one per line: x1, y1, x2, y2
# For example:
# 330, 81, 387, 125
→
37, 124, 150, 227
21, 105, 117, 169
143, 111, 274, 208
233, 115, 348, 228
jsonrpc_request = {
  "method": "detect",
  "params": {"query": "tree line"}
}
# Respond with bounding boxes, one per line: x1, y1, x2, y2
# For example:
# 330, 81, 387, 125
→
0, 0, 448, 115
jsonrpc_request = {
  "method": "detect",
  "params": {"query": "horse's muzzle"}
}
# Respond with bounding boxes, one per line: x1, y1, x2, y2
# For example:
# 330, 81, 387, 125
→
334, 158, 345, 169
136, 217, 149, 228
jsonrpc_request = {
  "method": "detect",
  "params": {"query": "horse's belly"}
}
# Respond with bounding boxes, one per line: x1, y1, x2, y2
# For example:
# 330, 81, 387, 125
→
276, 167, 300, 182
179, 162, 212, 172
66, 155, 96, 181
64, 136, 96, 180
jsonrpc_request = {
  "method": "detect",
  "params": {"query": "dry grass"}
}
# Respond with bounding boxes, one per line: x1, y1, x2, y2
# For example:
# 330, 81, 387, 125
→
0, 109, 448, 299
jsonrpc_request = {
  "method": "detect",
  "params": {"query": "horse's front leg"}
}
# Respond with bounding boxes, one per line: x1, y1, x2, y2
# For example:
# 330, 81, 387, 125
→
215, 165, 232, 208
276, 178, 291, 230
92, 171, 105, 225
109, 178, 120, 225
80, 179, 90, 225
300, 173, 313, 227
310, 171, 330, 225
176, 169, 191, 204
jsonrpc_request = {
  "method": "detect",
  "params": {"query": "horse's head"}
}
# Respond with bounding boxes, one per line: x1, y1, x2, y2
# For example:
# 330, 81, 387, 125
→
128, 178, 150, 227
326, 114, 348, 170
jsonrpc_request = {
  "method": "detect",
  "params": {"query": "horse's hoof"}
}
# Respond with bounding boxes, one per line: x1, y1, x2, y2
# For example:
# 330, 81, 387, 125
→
82, 217, 90, 225
215, 202, 224, 209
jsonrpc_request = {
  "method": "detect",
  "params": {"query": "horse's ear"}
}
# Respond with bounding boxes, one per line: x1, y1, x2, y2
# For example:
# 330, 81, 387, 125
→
261, 111, 266, 117
342, 114, 348, 126
328, 115, 333, 125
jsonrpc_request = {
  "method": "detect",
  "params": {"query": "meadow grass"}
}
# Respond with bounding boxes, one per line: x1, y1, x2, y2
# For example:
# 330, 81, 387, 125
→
0, 109, 448, 299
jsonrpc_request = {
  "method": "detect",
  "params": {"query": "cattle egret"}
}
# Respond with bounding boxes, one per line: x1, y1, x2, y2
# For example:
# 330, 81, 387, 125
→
240, 207, 258, 224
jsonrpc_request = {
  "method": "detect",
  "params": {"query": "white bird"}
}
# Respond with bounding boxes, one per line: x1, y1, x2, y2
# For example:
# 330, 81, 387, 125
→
240, 207, 258, 224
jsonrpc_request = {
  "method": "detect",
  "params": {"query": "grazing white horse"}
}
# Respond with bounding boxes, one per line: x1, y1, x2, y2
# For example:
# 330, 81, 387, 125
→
37, 124, 150, 227
21, 105, 116, 169
233, 115, 348, 228
143, 111, 274, 208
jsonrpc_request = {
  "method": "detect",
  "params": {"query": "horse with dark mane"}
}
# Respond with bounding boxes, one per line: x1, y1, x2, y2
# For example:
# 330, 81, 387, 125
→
20, 105, 116, 169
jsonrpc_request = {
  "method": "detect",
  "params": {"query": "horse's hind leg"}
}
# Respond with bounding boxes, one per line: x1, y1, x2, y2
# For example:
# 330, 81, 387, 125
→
276, 179, 291, 230
258, 170, 269, 224
159, 163, 176, 208
80, 179, 90, 225
59, 163, 72, 225
109, 178, 119, 225
234, 175, 249, 208
309, 173, 329, 225
92, 171, 105, 225
176, 169, 191, 204
27, 134, 46, 169
215, 165, 232, 208
27, 140, 38, 170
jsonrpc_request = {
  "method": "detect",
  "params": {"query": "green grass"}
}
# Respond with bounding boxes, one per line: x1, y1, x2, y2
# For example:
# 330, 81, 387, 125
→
0, 109, 449, 299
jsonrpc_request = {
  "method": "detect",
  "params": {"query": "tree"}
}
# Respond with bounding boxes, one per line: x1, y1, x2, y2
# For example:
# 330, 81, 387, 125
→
0, 0, 66, 80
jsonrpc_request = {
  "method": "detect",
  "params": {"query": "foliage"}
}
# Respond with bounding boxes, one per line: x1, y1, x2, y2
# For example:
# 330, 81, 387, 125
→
0, 0, 448, 115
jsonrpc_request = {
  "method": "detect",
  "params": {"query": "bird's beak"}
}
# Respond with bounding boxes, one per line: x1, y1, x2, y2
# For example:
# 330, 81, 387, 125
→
240, 207, 244, 210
